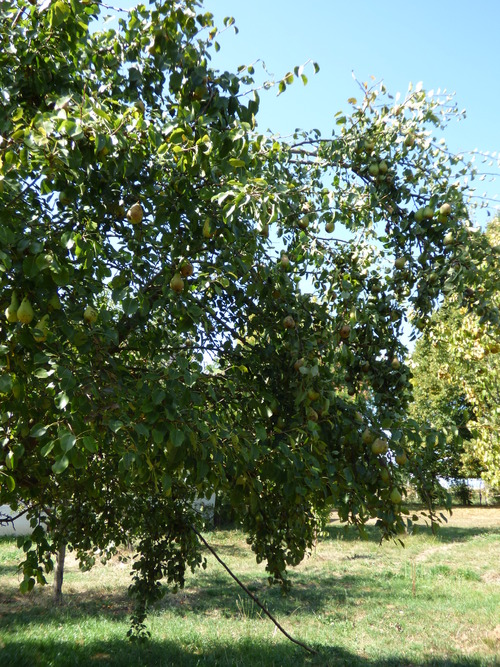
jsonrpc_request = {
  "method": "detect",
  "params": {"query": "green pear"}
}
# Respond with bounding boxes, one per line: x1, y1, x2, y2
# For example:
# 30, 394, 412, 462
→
180, 261, 194, 278
395, 451, 408, 466
280, 254, 290, 269
283, 315, 295, 329
84, 305, 98, 325
414, 208, 425, 223
307, 407, 318, 422
293, 358, 305, 371
170, 273, 184, 293
33, 314, 49, 342
17, 297, 34, 324
390, 488, 402, 504
371, 437, 388, 455
259, 223, 269, 238
5, 292, 19, 323
339, 324, 350, 339
362, 428, 374, 445
203, 218, 213, 239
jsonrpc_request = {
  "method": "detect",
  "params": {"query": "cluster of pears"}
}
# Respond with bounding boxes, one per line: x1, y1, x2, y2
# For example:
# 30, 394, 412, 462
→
5, 293, 34, 325
4, 293, 50, 341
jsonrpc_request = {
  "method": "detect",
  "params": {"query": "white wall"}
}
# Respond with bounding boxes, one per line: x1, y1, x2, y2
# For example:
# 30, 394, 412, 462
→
0, 505, 32, 536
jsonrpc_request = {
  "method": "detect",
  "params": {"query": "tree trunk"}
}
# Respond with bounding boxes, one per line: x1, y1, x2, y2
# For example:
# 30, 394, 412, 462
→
53, 541, 66, 605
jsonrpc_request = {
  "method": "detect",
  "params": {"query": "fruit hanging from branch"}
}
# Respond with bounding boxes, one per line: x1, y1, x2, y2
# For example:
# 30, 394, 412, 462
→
5, 292, 19, 323
83, 306, 98, 325
33, 315, 49, 342
17, 297, 34, 324
127, 202, 143, 224
170, 273, 185, 294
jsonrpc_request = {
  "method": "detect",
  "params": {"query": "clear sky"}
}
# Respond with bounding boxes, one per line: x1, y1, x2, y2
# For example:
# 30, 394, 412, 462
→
104, 0, 499, 221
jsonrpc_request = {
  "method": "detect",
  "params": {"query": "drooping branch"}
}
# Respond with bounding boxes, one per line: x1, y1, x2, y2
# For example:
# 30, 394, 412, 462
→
190, 524, 319, 656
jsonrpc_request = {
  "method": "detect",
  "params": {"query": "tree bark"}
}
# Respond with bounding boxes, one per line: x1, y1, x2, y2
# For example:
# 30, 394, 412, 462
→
53, 541, 66, 605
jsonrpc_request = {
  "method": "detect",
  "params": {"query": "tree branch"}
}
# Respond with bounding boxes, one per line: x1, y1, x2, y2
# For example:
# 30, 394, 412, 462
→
190, 524, 319, 656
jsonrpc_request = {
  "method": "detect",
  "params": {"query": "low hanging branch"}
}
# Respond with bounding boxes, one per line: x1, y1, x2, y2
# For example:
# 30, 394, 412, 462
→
190, 524, 318, 657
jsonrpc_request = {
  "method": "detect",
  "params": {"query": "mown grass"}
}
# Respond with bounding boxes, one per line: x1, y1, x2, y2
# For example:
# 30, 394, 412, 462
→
0, 507, 498, 666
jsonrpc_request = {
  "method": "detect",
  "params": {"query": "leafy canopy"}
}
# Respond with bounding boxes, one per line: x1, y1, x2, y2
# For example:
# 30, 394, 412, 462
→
0, 0, 498, 635
409, 218, 500, 487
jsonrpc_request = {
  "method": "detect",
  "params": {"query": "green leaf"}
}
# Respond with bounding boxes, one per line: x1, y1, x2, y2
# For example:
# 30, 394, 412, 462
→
20, 577, 35, 594
59, 430, 76, 453
108, 419, 124, 434
0, 374, 13, 394
2, 474, 15, 492
34, 368, 52, 379
30, 424, 48, 438
40, 441, 55, 457
170, 429, 185, 447
133, 423, 149, 437
52, 455, 69, 474
255, 424, 267, 441
55, 392, 69, 410
82, 436, 98, 453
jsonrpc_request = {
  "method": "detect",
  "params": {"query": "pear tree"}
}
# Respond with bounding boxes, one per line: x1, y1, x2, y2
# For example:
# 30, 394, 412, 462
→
0, 0, 498, 637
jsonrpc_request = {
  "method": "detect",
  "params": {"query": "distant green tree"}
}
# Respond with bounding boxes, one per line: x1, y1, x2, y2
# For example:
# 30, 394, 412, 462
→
409, 218, 500, 486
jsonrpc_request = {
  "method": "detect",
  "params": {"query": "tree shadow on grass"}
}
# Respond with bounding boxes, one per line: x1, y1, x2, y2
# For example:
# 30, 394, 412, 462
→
324, 520, 500, 544
0, 635, 490, 667
0, 562, 454, 637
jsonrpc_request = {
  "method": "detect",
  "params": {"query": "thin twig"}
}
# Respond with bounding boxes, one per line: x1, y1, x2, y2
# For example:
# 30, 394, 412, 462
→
190, 524, 318, 656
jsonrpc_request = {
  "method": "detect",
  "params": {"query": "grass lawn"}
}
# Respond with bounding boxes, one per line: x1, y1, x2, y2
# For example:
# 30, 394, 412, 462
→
0, 506, 498, 666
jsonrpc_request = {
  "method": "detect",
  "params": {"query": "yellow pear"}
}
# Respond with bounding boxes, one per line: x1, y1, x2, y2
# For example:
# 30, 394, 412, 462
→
126, 202, 143, 224
17, 297, 34, 324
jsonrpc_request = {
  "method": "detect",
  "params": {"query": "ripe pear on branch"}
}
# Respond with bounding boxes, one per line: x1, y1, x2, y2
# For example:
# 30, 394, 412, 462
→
33, 314, 49, 342
180, 261, 194, 278
126, 202, 143, 224
17, 297, 34, 324
203, 218, 214, 239
5, 292, 19, 323
84, 305, 98, 325
170, 273, 184, 293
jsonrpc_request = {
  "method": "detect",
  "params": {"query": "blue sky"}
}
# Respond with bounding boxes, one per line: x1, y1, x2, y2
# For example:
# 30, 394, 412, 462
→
105, 0, 499, 221
209, 0, 500, 222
